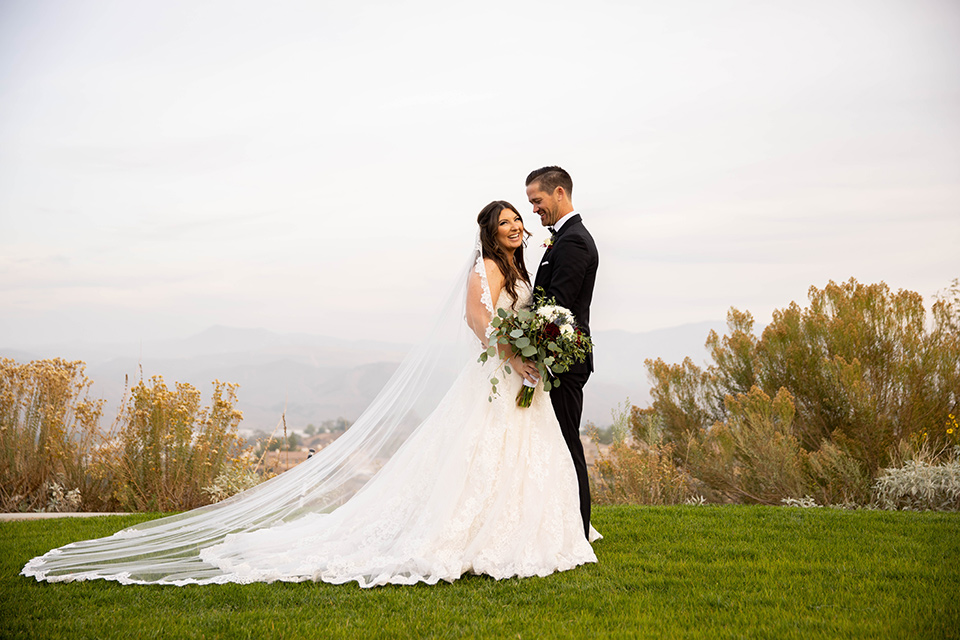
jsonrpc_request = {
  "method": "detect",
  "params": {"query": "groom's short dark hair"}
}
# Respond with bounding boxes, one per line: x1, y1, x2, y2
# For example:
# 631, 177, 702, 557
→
525, 166, 573, 197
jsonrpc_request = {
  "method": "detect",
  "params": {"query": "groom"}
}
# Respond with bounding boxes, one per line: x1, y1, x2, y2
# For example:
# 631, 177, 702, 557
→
526, 166, 598, 539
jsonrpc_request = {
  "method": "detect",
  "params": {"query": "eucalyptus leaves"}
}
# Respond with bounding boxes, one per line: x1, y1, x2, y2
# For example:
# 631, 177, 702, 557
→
479, 292, 592, 406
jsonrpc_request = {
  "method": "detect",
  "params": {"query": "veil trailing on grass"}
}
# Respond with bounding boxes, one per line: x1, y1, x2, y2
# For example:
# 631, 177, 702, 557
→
22, 232, 498, 585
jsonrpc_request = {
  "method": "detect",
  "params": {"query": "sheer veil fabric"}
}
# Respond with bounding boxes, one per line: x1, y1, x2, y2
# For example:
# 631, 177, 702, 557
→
22, 232, 597, 587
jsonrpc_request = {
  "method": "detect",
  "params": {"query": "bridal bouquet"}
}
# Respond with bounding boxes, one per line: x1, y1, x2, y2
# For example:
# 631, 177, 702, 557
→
479, 291, 593, 407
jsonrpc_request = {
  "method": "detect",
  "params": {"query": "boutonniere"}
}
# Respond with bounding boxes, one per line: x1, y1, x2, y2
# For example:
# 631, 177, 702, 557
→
542, 236, 554, 249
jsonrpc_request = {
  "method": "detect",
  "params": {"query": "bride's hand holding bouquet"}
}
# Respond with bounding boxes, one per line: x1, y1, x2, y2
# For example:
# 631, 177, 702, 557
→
479, 289, 593, 407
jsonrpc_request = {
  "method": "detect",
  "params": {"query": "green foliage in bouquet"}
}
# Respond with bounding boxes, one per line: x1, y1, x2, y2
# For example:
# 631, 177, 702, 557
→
478, 291, 593, 406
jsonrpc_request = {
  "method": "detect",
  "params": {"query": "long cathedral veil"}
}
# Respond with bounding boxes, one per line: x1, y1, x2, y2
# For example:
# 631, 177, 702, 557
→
22, 232, 498, 585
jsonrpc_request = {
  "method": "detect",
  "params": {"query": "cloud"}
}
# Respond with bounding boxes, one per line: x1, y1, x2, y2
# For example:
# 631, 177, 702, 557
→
0, 0, 957, 348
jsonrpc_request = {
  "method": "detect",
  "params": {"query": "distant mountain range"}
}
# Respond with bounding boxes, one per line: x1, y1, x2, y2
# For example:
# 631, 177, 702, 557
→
2, 321, 727, 431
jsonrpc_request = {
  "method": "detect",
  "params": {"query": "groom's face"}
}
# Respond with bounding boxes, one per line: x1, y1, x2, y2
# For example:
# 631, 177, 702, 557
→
526, 183, 562, 227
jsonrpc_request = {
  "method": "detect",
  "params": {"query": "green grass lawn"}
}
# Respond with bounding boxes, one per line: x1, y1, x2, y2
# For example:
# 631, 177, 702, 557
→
2, 505, 957, 639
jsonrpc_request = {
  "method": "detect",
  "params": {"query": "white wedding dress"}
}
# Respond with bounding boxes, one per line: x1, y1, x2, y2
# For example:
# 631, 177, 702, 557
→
23, 278, 597, 588
196, 281, 596, 587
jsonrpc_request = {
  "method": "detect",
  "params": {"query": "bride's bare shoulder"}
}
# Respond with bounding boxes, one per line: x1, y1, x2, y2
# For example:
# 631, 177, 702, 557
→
483, 258, 505, 283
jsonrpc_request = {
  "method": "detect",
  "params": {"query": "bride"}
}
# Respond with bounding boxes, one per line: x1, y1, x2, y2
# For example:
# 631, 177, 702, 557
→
22, 201, 598, 588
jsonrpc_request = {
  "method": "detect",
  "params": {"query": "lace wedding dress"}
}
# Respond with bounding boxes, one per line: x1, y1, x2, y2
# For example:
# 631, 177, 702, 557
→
196, 281, 596, 587
23, 270, 597, 588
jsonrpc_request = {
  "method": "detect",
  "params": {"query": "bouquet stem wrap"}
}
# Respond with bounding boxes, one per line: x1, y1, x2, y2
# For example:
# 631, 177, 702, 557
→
516, 379, 537, 408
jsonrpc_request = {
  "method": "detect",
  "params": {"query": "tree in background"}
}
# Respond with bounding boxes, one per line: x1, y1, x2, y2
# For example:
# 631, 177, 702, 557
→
605, 278, 959, 506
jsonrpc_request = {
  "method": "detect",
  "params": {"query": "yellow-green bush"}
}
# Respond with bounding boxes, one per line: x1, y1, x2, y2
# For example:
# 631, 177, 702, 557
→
0, 359, 105, 511
604, 278, 960, 508
684, 387, 807, 505
111, 377, 246, 512
1, 358, 255, 512
647, 279, 959, 472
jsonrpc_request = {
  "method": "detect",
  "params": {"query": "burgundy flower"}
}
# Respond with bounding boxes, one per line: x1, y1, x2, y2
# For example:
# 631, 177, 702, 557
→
544, 323, 561, 339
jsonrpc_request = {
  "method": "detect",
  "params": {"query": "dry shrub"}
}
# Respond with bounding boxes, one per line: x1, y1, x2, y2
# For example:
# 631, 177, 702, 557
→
686, 386, 807, 504
590, 404, 697, 505
614, 278, 960, 508
1, 358, 258, 512
0, 358, 105, 511
606, 387, 871, 507
592, 441, 696, 505
644, 279, 960, 478
111, 376, 246, 512
805, 440, 871, 506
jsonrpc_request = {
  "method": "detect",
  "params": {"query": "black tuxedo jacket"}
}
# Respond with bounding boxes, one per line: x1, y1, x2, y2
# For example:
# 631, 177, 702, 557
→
533, 214, 598, 374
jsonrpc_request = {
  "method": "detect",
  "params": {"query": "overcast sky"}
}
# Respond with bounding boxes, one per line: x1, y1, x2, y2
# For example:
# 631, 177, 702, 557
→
1, 0, 958, 349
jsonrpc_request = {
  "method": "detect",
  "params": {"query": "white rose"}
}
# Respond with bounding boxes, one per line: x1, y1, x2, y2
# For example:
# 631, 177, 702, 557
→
537, 305, 559, 320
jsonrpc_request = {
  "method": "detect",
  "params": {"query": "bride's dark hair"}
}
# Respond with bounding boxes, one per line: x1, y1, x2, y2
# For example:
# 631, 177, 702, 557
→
477, 200, 532, 309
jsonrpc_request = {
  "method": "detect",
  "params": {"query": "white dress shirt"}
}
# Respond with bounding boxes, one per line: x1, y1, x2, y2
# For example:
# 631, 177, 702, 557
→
551, 210, 577, 233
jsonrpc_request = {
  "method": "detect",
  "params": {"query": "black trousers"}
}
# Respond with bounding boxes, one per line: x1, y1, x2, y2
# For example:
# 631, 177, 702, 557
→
550, 370, 591, 539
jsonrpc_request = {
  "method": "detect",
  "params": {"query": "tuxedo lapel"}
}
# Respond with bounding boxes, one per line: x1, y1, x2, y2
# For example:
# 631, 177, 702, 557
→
538, 214, 579, 266
534, 233, 554, 292
533, 211, 597, 372
552, 214, 581, 241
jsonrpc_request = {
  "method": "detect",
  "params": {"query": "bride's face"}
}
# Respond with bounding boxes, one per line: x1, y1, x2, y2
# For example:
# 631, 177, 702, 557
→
496, 208, 524, 252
